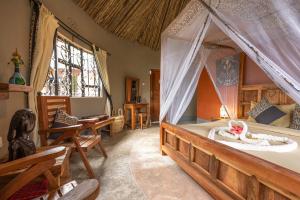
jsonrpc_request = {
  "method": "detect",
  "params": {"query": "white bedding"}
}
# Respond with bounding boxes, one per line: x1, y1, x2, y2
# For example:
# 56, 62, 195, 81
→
179, 120, 300, 174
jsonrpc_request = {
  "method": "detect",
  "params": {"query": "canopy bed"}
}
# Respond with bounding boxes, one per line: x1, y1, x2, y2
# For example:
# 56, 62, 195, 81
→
160, 0, 300, 199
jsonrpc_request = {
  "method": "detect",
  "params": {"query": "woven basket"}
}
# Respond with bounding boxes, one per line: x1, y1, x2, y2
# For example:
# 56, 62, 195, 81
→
111, 109, 125, 133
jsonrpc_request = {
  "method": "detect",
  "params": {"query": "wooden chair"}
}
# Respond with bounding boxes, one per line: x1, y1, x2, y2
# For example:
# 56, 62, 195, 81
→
138, 105, 151, 129
37, 145, 72, 179
0, 147, 100, 200
37, 95, 113, 178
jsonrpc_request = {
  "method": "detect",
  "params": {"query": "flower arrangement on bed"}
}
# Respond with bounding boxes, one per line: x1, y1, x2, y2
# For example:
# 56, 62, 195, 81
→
208, 120, 297, 152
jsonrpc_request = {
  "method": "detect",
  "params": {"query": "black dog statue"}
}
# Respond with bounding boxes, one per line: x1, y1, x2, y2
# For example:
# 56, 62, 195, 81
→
7, 109, 36, 161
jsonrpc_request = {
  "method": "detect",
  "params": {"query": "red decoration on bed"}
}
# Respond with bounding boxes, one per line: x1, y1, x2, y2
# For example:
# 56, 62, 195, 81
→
230, 125, 243, 134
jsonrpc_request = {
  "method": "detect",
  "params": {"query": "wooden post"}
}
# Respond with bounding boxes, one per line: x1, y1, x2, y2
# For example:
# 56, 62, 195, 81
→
73, 136, 95, 178
131, 106, 135, 130
237, 52, 246, 118
160, 124, 166, 155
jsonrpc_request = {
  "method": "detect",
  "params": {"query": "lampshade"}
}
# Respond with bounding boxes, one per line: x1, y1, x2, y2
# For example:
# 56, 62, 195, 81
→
220, 105, 229, 118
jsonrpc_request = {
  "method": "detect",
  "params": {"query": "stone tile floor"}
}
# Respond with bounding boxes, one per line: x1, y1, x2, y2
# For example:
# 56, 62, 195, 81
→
70, 126, 213, 200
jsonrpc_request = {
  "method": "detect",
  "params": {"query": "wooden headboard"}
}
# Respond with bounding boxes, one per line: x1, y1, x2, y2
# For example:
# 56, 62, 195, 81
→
237, 84, 295, 118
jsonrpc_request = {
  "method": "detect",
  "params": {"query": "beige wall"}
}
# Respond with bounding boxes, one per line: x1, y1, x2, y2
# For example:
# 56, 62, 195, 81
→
0, 1, 31, 158
70, 97, 106, 118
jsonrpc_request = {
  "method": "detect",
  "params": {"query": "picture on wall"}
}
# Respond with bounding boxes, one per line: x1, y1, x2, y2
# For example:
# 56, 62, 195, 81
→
216, 54, 240, 86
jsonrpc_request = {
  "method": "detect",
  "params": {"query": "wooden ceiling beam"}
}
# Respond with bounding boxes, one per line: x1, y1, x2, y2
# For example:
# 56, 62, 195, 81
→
105, 1, 135, 30
137, 0, 168, 49
87, 0, 107, 20
121, 0, 162, 41
136, 0, 161, 42
73, 0, 191, 50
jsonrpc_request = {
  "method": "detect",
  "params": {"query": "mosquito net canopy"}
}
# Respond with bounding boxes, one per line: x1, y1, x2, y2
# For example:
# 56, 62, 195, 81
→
160, 0, 300, 124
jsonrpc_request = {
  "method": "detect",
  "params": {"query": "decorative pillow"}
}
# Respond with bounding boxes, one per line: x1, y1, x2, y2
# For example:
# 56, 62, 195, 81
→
49, 109, 78, 140
272, 104, 295, 128
248, 102, 295, 127
52, 109, 78, 127
248, 97, 286, 124
290, 104, 300, 130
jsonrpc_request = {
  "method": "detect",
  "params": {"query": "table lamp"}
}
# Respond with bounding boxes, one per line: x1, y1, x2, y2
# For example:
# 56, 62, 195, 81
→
220, 105, 229, 119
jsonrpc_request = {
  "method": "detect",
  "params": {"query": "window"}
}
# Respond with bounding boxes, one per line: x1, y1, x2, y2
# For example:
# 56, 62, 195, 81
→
42, 34, 102, 97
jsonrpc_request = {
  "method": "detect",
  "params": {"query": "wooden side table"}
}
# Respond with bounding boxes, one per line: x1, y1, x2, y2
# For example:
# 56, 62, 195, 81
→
124, 103, 148, 130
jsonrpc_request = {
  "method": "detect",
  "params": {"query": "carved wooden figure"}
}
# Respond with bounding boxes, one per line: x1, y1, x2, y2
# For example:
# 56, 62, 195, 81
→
7, 109, 36, 161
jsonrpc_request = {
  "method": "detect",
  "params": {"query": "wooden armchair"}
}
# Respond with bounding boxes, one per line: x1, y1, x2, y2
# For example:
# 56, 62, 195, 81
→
0, 146, 99, 200
37, 95, 114, 178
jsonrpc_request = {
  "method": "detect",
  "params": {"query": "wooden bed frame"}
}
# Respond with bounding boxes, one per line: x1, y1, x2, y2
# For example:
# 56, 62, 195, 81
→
160, 122, 300, 200
161, 84, 299, 200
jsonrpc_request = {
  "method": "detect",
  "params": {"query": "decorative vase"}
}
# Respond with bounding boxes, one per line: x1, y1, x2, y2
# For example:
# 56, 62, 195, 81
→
9, 63, 26, 85
8, 49, 26, 85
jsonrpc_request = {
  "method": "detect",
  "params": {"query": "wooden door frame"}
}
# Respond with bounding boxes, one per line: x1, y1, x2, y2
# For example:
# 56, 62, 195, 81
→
150, 69, 160, 122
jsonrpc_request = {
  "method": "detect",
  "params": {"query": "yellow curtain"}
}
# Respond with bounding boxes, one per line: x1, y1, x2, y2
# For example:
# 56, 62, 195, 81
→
28, 5, 58, 144
93, 45, 112, 116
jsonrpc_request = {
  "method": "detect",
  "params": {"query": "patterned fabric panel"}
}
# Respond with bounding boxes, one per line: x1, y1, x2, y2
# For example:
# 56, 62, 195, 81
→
290, 104, 300, 130
248, 97, 272, 118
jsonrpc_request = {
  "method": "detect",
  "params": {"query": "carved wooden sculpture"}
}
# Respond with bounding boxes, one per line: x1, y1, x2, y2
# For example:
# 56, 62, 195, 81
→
7, 109, 36, 161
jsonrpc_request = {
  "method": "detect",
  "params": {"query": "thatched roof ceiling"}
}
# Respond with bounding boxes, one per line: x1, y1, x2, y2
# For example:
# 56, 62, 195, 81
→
73, 0, 190, 50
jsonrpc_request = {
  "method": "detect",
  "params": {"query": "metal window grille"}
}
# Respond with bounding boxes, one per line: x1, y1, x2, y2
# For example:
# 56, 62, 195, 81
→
42, 34, 103, 97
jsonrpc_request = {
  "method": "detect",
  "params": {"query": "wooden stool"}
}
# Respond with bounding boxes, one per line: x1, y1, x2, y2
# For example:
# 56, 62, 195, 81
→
138, 112, 150, 129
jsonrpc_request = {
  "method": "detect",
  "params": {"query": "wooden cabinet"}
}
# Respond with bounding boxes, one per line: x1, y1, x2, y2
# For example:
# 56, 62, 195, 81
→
125, 77, 140, 103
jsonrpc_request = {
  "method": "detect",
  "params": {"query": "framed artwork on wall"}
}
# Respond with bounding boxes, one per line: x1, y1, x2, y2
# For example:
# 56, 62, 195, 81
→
216, 54, 240, 86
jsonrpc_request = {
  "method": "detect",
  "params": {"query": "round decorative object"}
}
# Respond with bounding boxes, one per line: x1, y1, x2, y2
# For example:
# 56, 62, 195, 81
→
208, 120, 297, 152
